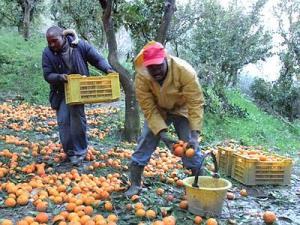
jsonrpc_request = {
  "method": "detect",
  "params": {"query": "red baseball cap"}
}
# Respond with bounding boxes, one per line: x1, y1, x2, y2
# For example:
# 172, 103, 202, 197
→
142, 42, 166, 67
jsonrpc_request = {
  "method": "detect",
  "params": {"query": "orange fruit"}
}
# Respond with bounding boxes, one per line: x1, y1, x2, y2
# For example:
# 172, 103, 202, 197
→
16, 220, 28, 225
240, 189, 248, 197
67, 212, 79, 221
104, 201, 113, 211
194, 216, 203, 224
173, 146, 185, 157
1, 219, 13, 225
135, 209, 146, 217
52, 215, 65, 222
23, 216, 34, 224
93, 214, 105, 221
134, 202, 144, 210
226, 192, 235, 200
179, 200, 188, 209
59, 211, 69, 219
206, 218, 218, 225
85, 220, 96, 225
66, 202, 77, 212
107, 214, 118, 222
145, 209, 156, 219
84, 206, 94, 215
71, 186, 81, 195
162, 216, 176, 225
79, 215, 91, 225
5, 198, 16, 207
130, 194, 139, 201
152, 221, 164, 225
176, 180, 184, 187
35, 212, 49, 223
36, 201, 48, 212
58, 222, 67, 225
30, 223, 39, 225
259, 155, 267, 161
263, 211, 276, 224
185, 148, 195, 158
83, 196, 95, 205
156, 188, 164, 196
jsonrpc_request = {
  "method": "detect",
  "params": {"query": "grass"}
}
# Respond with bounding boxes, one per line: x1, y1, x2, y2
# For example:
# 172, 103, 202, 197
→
1, 30, 299, 154
203, 90, 300, 154
0, 29, 48, 104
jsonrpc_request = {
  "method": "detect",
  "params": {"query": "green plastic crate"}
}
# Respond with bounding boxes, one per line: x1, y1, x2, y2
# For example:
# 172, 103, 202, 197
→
64, 73, 120, 105
231, 153, 293, 185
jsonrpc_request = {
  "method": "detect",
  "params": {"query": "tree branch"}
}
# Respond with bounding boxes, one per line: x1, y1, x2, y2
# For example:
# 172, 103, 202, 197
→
155, 0, 176, 44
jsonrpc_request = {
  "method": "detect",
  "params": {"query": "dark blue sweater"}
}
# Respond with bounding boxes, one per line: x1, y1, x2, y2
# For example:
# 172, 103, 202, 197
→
42, 37, 112, 108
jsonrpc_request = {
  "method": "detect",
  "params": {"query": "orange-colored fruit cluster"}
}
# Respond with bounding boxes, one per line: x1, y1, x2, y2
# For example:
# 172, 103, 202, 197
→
172, 141, 195, 158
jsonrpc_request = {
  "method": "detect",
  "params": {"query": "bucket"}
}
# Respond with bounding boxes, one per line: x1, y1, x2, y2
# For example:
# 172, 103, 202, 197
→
182, 151, 232, 217
183, 176, 232, 217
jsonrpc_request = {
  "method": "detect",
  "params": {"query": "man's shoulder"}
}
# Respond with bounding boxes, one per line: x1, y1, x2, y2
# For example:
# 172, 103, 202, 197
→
169, 56, 196, 75
76, 39, 90, 49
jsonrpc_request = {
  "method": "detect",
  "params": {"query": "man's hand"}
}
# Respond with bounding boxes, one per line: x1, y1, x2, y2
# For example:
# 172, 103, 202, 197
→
59, 74, 68, 83
188, 130, 199, 150
159, 130, 177, 150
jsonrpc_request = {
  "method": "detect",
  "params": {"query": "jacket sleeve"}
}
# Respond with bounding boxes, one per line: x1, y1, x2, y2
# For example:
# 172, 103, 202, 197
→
180, 68, 205, 131
42, 50, 64, 84
82, 41, 112, 73
135, 75, 168, 135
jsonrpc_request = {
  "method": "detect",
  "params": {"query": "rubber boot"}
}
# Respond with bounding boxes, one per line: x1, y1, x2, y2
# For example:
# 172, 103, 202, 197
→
124, 163, 144, 197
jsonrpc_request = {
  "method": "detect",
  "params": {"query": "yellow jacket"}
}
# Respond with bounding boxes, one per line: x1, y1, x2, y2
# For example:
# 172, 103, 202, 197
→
135, 50, 205, 135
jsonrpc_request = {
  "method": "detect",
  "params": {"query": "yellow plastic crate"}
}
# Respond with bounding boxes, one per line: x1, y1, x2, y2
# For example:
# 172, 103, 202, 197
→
64, 73, 121, 105
217, 146, 235, 176
231, 153, 292, 185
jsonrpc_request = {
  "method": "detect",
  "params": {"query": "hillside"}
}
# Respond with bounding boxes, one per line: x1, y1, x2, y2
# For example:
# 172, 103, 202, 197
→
0, 30, 299, 154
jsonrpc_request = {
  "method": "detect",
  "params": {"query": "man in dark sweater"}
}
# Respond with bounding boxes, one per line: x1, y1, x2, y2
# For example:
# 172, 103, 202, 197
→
42, 26, 114, 166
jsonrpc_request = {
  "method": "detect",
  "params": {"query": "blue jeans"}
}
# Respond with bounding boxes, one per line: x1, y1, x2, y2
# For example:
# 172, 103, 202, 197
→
131, 115, 202, 169
56, 98, 88, 157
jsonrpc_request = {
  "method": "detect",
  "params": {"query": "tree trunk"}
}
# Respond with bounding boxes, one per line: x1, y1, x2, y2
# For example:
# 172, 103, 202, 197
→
99, 0, 140, 141
155, 0, 176, 44
20, 0, 35, 40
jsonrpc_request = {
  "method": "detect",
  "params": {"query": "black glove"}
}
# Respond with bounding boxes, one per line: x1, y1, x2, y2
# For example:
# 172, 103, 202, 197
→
188, 130, 200, 150
159, 130, 177, 150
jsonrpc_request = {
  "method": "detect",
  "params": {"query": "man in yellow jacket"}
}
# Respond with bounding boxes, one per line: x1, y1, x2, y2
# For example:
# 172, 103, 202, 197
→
125, 41, 205, 197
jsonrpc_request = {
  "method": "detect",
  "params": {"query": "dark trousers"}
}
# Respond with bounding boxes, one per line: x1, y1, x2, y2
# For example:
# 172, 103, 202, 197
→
56, 98, 88, 156
131, 115, 202, 169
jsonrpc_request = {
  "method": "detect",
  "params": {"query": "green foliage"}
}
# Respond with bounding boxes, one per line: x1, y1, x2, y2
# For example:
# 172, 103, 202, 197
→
171, 0, 273, 118
50, 0, 105, 46
203, 85, 248, 118
251, 78, 300, 121
203, 90, 300, 153
0, 30, 48, 104
250, 0, 300, 122
179, 0, 272, 87
0, 0, 21, 27
0, 0, 44, 34
274, 0, 300, 82
114, 0, 165, 51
